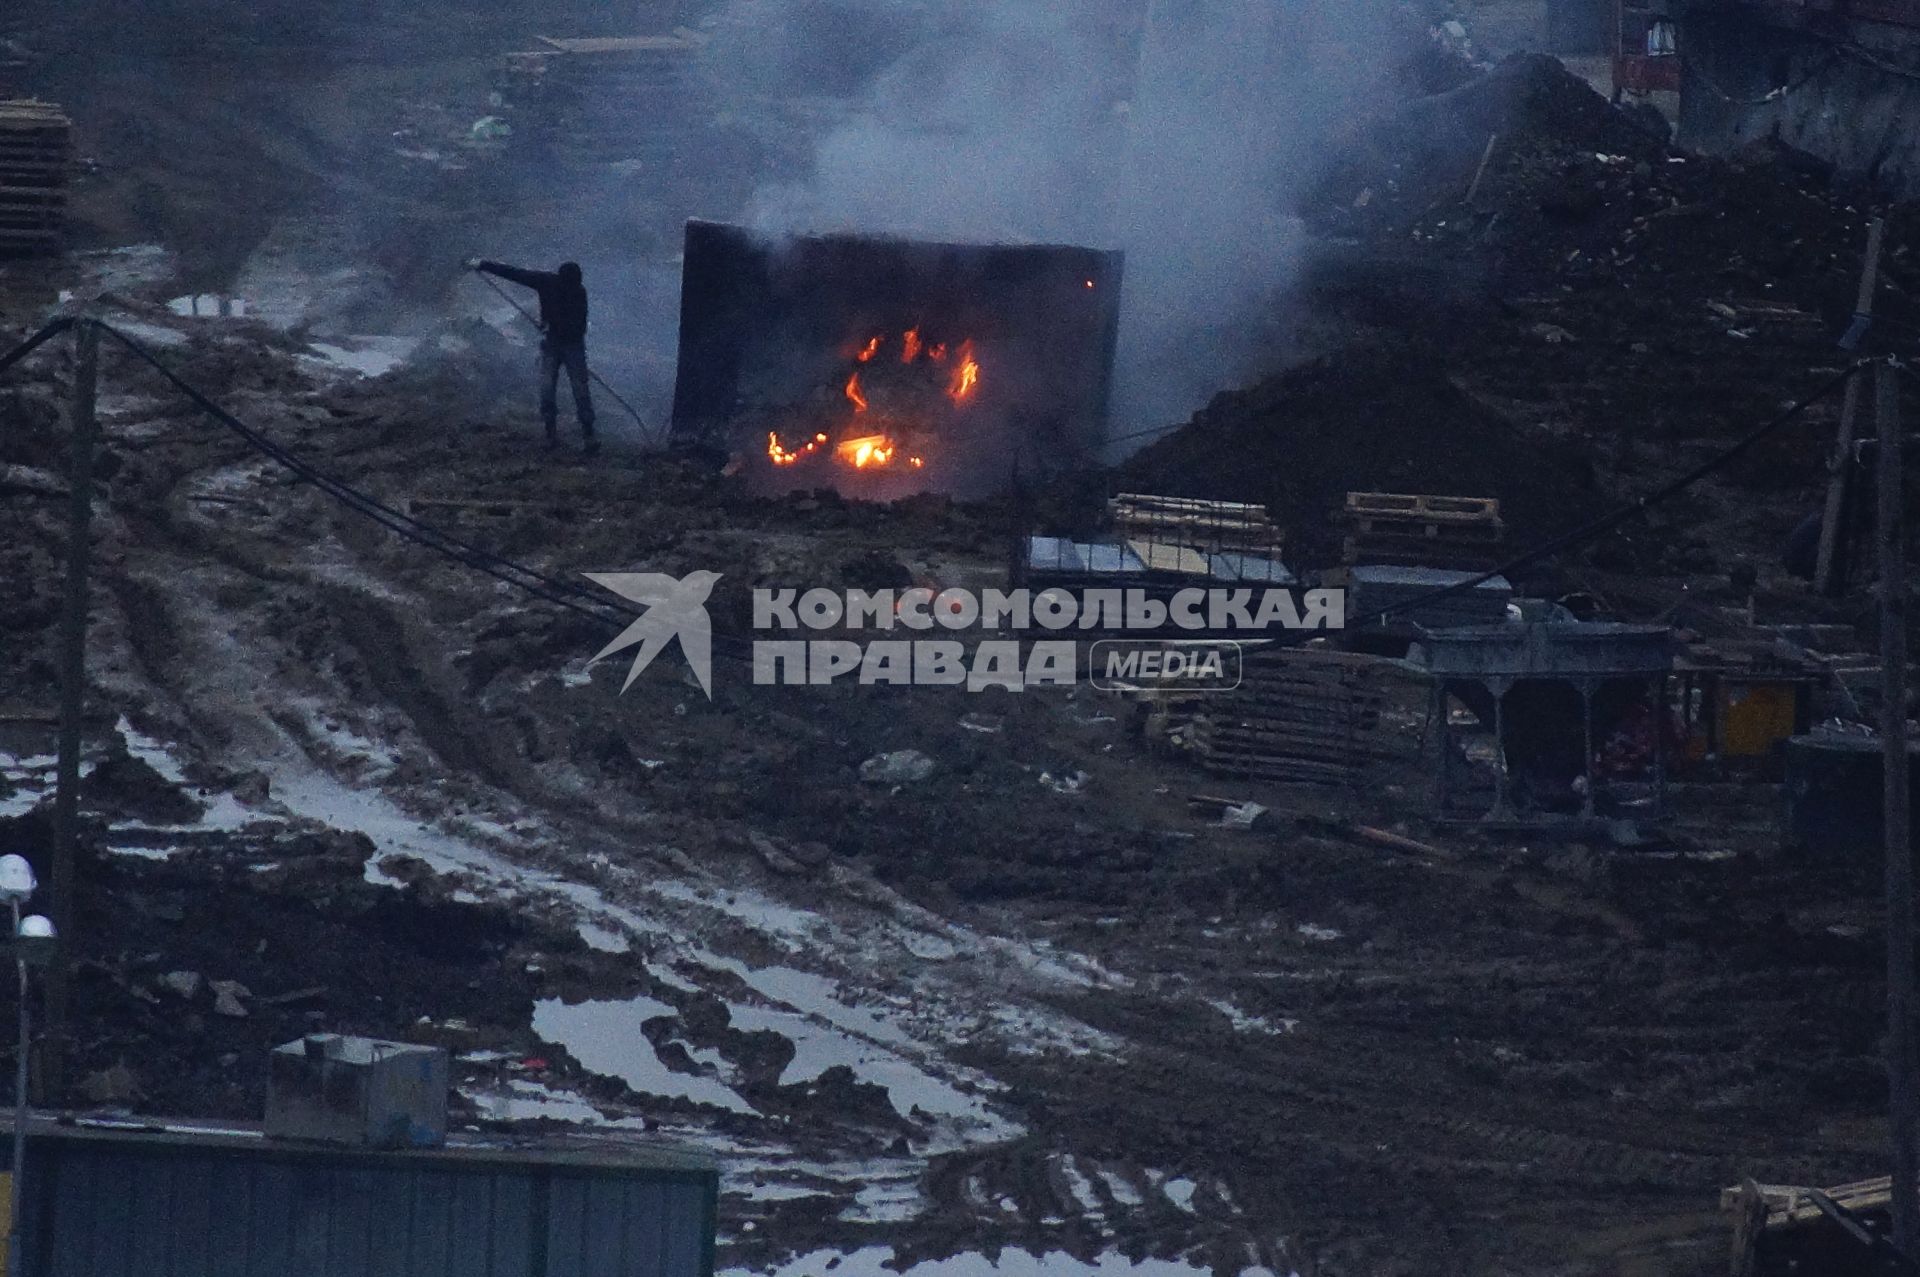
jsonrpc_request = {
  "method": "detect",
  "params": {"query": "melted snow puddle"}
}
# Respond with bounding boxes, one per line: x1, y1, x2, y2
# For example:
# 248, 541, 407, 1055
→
168, 293, 249, 318
532, 995, 757, 1115
463, 1079, 650, 1129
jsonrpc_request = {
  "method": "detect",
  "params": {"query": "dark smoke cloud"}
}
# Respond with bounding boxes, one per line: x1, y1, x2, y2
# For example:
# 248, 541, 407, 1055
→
718, 0, 1421, 444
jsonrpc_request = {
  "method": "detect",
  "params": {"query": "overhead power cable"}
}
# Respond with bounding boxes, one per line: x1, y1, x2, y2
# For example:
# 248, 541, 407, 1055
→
96, 322, 638, 627
1364, 358, 1867, 626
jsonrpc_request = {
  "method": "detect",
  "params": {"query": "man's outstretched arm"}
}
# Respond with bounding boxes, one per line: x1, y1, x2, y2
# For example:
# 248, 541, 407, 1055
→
469, 259, 554, 290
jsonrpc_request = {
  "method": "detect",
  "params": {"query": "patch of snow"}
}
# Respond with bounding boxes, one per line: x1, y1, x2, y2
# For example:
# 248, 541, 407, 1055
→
102, 842, 178, 862
533, 996, 757, 1115
304, 336, 417, 378
464, 1079, 648, 1129
1162, 1178, 1198, 1213
1295, 924, 1342, 942
1206, 1000, 1297, 1037
838, 1177, 925, 1224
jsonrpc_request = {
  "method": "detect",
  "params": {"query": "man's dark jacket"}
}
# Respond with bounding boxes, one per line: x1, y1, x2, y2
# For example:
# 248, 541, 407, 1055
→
478, 262, 589, 345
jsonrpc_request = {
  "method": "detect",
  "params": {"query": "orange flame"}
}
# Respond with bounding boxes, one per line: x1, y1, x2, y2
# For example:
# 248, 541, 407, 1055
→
927, 342, 948, 363
855, 336, 880, 363
949, 341, 979, 402
845, 373, 869, 414
836, 434, 895, 468
901, 329, 922, 363
768, 432, 801, 465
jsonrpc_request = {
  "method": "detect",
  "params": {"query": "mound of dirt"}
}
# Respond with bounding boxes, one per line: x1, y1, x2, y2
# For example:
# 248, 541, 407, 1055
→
1118, 345, 1602, 564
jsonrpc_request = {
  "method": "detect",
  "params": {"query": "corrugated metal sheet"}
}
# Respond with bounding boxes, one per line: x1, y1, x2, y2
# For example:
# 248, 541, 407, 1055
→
18, 1122, 716, 1277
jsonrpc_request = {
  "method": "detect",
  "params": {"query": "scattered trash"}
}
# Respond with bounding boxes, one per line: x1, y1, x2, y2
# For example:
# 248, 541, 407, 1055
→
1220, 802, 1271, 830
211, 979, 252, 1018
1039, 769, 1091, 795
859, 750, 936, 784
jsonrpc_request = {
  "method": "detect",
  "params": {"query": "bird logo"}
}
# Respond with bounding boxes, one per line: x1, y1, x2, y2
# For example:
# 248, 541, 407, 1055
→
583, 570, 723, 697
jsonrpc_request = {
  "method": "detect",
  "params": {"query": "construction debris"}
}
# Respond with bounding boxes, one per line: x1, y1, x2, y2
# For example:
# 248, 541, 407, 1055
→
0, 99, 68, 255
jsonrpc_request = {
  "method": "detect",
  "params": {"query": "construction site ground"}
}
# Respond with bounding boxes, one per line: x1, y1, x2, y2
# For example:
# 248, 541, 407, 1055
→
1, 4, 1915, 1275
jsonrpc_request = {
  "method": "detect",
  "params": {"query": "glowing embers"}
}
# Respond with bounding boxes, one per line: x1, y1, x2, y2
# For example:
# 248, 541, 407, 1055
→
763, 329, 976, 474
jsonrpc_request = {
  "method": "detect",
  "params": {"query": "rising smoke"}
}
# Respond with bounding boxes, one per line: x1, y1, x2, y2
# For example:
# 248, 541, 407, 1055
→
717, 0, 1421, 445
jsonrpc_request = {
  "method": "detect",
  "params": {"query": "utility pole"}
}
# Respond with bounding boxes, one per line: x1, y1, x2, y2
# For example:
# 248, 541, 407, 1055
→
1817, 217, 1886, 596
1879, 354, 1917, 1253
47, 318, 97, 1101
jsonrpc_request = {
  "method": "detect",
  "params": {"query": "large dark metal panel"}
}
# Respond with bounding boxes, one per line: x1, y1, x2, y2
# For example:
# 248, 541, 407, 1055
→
21, 1123, 718, 1277
668, 218, 1125, 483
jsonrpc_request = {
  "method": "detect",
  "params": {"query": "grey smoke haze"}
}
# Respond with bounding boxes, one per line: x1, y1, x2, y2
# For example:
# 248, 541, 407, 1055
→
723, 0, 1419, 441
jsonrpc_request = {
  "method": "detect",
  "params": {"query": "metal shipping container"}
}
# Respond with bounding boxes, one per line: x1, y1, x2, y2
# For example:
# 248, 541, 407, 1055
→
15, 1118, 717, 1277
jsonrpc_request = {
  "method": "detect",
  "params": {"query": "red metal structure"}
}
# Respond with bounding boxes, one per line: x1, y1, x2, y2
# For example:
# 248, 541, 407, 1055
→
1615, 0, 1683, 93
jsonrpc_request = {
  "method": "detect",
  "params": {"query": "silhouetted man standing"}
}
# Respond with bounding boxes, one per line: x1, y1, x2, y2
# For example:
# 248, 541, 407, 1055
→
467, 257, 598, 453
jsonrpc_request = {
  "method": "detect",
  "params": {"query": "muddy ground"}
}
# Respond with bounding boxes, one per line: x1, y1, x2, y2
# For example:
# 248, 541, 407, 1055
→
0, 4, 1913, 1276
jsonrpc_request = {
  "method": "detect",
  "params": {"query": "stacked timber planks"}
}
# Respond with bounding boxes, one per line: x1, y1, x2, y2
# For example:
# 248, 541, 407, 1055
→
1341, 491, 1504, 571
0, 100, 69, 255
1109, 492, 1285, 558
1162, 648, 1393, 785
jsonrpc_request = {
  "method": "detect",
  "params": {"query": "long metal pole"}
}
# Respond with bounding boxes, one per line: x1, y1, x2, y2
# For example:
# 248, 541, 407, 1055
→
47, 319, 98, 1102
1878, 355, 1917, 1253
8, 901, 23, 1277
1817, 219, 1886, 596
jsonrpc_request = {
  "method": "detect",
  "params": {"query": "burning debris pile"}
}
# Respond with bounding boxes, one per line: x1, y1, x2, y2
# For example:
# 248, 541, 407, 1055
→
670, 220, 1122, 497
761, 326, 980, 473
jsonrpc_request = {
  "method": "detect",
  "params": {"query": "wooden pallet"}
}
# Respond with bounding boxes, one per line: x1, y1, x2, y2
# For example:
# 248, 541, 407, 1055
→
1345, 491, 1501, 523
1340, 536, 1503, 572
1344, 517, 1505, 543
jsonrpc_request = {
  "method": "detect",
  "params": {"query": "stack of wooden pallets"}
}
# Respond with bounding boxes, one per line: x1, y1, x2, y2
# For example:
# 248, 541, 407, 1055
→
1340, 491, 1504, 571
1143, 648, 1396, 785
0, 100, 70, 255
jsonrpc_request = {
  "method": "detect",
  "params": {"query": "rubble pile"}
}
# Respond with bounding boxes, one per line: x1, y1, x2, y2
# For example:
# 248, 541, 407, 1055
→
1131, 52, 1920, 580
1118, 346, 1601, 564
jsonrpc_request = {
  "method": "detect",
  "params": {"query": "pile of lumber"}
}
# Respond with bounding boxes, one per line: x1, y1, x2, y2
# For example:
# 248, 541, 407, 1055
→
1151, 648, 1397, 785
504, 33, 707, 169
1340, 491, 1504, 571
0, 100, 69, 255
1109, 492, 1285, 560
1723, 1176, 1903, 1276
